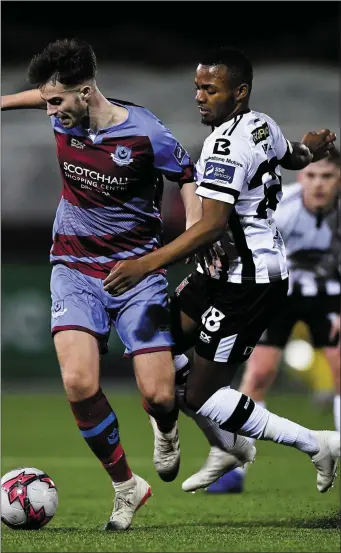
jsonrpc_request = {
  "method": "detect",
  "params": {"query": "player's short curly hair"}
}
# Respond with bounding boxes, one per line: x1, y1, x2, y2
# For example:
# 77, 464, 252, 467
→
198, 46, 253, 89
27, 38, 97, 87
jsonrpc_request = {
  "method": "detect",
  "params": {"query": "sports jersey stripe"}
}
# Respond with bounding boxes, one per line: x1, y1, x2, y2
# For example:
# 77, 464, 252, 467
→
228, 209, 256, 281
61, 179, 161, 211
226, 114, 244, 136
53, 198, 161, 236
248, 156, 280, 191
50, 239, 159, 265
198, 182, 240, 200
52, 230, 160, 259
52, 259, 166, 280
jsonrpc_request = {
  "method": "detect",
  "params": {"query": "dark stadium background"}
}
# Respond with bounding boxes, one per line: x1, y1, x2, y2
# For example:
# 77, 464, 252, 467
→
2, 1, 339, 384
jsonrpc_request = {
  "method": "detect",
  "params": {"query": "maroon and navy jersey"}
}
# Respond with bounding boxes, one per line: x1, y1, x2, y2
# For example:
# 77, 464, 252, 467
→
50, 99, 194, 279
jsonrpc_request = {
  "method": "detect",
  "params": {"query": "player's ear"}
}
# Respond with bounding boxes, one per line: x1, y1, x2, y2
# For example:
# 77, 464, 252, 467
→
235, 83, 249, 102
79, 86, 91, 102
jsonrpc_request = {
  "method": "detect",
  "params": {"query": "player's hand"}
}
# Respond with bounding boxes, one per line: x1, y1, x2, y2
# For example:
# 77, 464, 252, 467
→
185, 243, 227, 277
301, 129, 337, 162
185, 247, 216, 276
103, 260, 147, 296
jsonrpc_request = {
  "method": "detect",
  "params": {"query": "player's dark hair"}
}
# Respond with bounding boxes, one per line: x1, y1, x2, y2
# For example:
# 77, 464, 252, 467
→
27, 38, 97, 87
198, 46, 253, 89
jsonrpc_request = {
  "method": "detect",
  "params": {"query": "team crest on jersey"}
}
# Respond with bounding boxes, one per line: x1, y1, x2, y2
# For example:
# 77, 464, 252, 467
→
204, 162, 235, 183
173, 142, 186, 164
110, 145, 133, 166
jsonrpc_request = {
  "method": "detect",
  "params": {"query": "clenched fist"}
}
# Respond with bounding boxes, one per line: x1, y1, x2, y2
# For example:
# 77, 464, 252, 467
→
301, 129, 337, 162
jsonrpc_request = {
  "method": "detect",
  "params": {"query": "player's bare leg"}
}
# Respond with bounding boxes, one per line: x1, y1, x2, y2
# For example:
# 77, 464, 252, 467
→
240, 346, 282, 403
134, 351, 180, 481
324, 345, 340, 432
54, 330, 151, 530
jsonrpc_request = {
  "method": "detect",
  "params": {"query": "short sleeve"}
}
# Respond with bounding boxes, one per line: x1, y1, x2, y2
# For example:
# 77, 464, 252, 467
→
150, 121, 195, 186
195, 135, 251, 205
263, 114, 292, 161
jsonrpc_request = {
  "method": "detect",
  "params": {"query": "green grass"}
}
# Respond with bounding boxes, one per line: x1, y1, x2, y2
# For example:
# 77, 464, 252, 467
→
1, 391, 340, 552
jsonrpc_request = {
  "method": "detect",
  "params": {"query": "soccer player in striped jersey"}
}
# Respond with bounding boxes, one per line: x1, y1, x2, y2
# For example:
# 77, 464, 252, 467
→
105, 46, 340, 495
207, 151, 340, 493
2, 37, 202, 530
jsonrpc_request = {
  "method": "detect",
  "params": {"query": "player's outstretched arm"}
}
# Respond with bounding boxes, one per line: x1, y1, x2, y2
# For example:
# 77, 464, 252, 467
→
280, 129, 336, 170
104, 197, 232, 295
1, 89, 46, 111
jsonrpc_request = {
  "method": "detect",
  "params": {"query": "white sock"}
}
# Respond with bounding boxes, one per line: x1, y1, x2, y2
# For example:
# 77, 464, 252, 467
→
190, 411, 236, 450
237, 401, 265, 474
245, 401, 265, 448
334, 395, 340, 432
176, 384, 236, 449
198, 387, 319, 455
112, 475, 135, 491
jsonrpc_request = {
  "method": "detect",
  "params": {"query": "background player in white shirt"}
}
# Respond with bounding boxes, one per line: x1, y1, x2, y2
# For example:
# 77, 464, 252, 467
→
105, 46, 340, 495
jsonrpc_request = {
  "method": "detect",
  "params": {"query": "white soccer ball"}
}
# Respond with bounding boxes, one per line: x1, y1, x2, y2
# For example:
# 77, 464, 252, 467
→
1, 467, 58, 530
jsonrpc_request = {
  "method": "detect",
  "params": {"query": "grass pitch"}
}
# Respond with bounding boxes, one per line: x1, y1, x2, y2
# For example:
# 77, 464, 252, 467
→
2, 391, 340, 552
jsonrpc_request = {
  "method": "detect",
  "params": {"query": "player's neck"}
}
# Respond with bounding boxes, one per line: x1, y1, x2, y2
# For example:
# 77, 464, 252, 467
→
86, 90, 128, 132
221, 103, 250, 125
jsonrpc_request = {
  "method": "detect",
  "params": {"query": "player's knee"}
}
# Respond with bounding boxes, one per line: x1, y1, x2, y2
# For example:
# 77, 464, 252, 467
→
62, 370, 98, 401
143, 387, 175, 408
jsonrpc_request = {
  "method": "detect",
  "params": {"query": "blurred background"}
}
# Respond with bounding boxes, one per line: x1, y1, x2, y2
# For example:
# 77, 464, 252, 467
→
1, 1, 339, 403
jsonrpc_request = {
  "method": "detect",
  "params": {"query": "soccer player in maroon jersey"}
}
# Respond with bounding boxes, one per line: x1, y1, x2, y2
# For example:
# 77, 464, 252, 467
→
1, 37, 203, 530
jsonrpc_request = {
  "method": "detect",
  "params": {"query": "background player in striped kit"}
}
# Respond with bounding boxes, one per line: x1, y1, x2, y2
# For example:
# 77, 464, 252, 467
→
206, 150, 341, 493
105, 46, 340, 495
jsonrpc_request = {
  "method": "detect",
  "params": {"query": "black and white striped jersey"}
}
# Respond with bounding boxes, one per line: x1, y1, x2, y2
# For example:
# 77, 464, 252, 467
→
195, 109, 291, 283
274, 183, 341, 297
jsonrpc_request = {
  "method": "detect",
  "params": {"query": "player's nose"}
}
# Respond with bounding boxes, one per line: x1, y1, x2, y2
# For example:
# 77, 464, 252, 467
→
195, 90, 206, 103
46, 105, 58, 117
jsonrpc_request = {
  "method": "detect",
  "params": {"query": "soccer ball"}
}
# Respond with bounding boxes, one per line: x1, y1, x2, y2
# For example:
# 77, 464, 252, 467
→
1, 467, 58, 530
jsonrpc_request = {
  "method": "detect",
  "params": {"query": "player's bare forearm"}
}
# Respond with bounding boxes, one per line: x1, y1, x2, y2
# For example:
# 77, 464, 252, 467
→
142, 216, 224, 273
103, 198, 232, 295
280, 129, 336, 170
180, 181, 203, 229
1, 89, 46, 111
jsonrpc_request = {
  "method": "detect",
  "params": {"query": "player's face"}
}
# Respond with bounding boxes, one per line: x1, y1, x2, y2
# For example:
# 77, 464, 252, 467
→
40, 81, 89, 128
195, 64, 239, 127
299, 159, 340, 211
